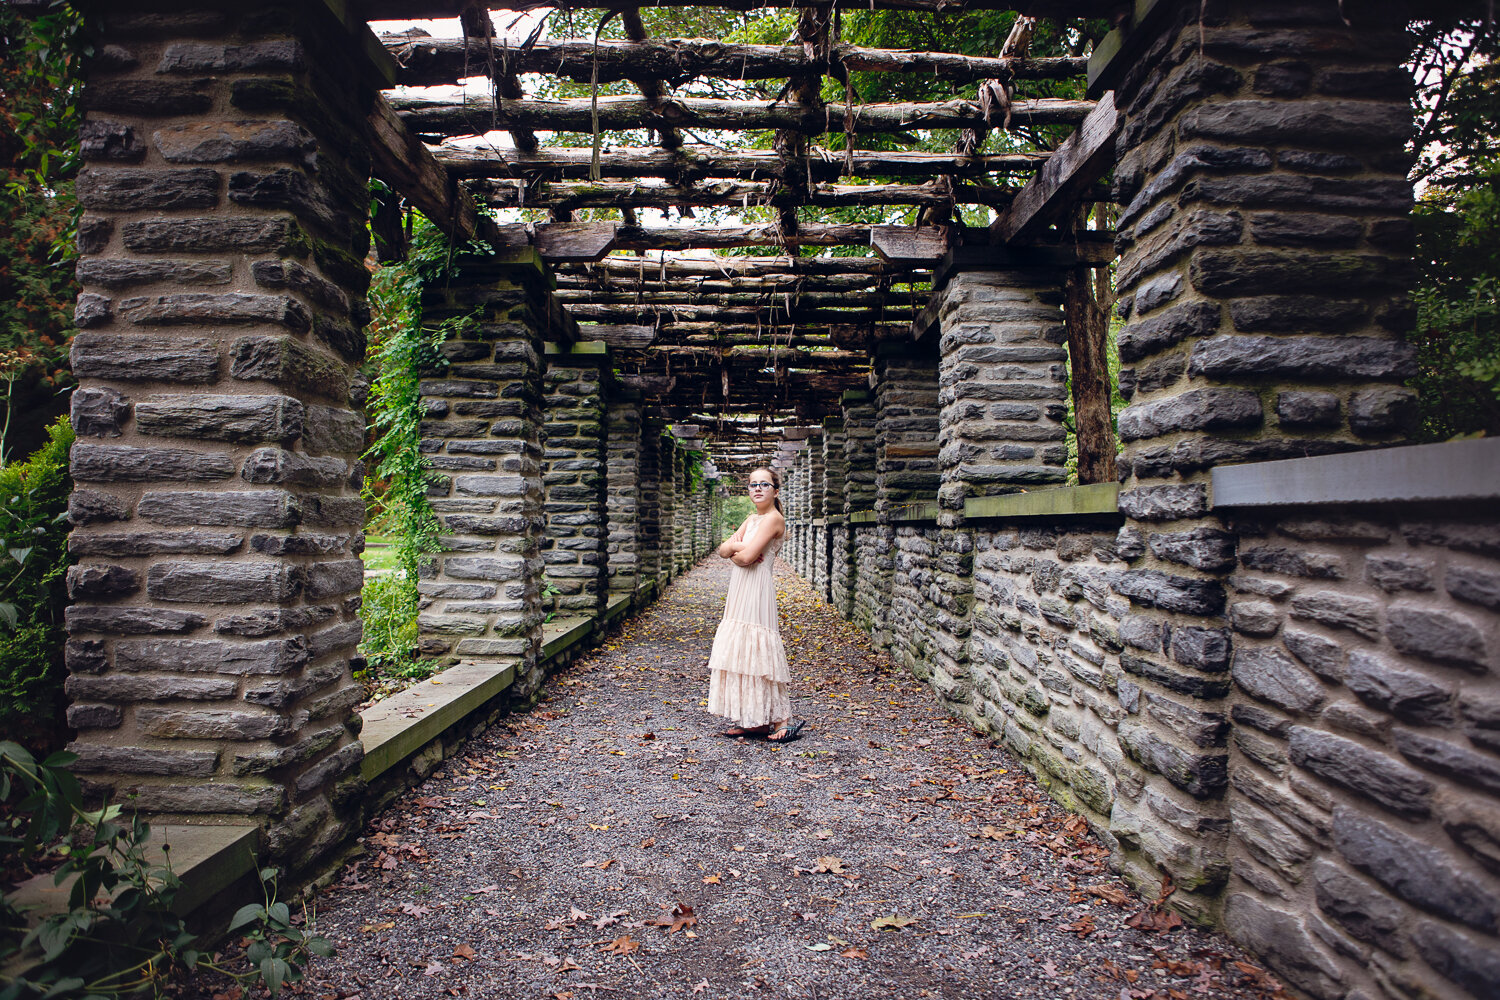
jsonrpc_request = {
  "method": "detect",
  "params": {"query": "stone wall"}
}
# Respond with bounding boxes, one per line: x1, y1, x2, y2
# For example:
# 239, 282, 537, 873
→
541, 344, 608, 617
64, 1, 373, 867
605, 395, 643, 598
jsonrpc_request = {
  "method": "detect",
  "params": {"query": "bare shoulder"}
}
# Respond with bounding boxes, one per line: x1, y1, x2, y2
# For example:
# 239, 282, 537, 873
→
764, 509, 787, 534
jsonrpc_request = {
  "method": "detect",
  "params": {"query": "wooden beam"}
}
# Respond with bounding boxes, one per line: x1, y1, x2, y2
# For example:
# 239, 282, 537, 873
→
436, 145, 1049, 182
358, 1, 1130, 17
991, 91, 1120, 244
474, 178, 1017, 210
532, 222, 617, 262
566, 303, 917, 324
871, 225, 955, 265
558, 254, 931, 278
385, 36, 1090, 88
580, 324, 657, 349
390, 94, 1095, 138
495, 222, 954, 255
556, 290, 916, 309
362, 91, 484, 244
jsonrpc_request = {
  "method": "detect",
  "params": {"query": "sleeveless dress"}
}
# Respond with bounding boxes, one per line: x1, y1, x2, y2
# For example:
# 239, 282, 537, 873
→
706, 513, 791, 728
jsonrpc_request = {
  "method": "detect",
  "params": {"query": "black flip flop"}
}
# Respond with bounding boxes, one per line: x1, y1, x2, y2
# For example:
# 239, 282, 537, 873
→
767, 720, 806, 743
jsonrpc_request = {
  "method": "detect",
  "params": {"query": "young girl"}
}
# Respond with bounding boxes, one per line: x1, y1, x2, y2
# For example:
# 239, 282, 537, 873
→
705, 467, 804, 742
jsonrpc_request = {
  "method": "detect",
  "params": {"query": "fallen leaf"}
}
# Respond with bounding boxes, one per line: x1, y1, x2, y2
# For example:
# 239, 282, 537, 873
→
402, 903, 432, 917
423, 961, 445, 976
360, 921, 395, 933
641, 838, 656, 849
812, 856, 846, 875
870, 914, 918, 931
815, 829, 833, 840
839, 947, 868, 959
452, 943, 477, 961
702, 874, 721, 884
1126, 907, 1185, 933
602, 935, 639, 955
645, 902, 697, 934
806, 942, 833, 952
1061, 914, 1096, 937
1087, 884, 1134, 906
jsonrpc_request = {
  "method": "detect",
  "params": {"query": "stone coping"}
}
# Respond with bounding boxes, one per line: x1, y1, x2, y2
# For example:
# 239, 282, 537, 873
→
4, 822, 257, 971
360, 660, 519, 783
964, 482, 1121, 520
1211, 437, 1500, 508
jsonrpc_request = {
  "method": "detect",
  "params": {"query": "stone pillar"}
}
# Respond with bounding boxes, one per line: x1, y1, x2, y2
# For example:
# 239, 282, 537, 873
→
655, 427, 676, 584
843, 390, 879, 630
822, 418, 847, 605
605, 391, 643, 600
541, 342, 608, 618
807, 430, 825, 591
63, 1, 374, 864
1104, 1, 1419, 933
670, 433, 690, 575
931, 265, 1072, 720
637, 415, 665, 595
417, 253, 548, 704
874, 343, 941, 654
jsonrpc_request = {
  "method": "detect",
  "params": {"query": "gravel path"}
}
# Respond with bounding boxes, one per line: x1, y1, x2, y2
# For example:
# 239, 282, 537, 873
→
206, 559, 1291, 1000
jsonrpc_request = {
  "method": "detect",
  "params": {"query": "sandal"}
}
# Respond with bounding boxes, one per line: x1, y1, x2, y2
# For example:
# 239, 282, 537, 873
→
720, 725, 768, 739
767, 720, 806, 743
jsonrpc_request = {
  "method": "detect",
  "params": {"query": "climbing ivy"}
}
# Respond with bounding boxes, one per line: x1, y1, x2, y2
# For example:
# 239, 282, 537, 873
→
359, 216, 487, 679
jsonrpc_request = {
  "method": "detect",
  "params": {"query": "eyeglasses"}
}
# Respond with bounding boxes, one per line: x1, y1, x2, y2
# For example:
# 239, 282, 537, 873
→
747, 482, 774, 490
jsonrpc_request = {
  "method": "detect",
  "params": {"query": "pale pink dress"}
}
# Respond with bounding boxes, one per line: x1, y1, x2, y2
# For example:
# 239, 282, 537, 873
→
706, 513, 791, 727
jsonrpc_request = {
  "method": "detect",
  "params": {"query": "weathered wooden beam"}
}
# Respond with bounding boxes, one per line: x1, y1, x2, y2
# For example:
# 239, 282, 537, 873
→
556, 273, 904, 293
557, 289, 915, 309
871, 225, 955, 265
532, 222, 618, 262
390, 93, 1095, 138
557, 254, 931, 278
362, 91, 485, 243
435, 145, 1049, 181
991, 91, 1121, 243
473, 178, 1017, 210
359, 1, 1130, 18
385, 36, 1089, 88
567, 303, 917, 325
494, 222, 955, 255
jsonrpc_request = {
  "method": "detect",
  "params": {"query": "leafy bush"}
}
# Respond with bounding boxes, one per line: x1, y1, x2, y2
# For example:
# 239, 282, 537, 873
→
356, 573, 425, 685
0, 417, 73, 754
0, 742, 332, 998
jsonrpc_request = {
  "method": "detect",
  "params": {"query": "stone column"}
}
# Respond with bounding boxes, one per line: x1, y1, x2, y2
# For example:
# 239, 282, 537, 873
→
1103, 1, 1419, 933
932, 264, 1071, 720
843, 390, 879, 630
822, 417, 847, 606
874, 343, 941, 655
655, 427, 676, 584
541, 342, 608, 618
605, 390, 643, 600
807, 430, 825, 591
63, 1, 373, 864
637, 415, 665, 595
417, 253, 548, 702
670, 433, 690, 575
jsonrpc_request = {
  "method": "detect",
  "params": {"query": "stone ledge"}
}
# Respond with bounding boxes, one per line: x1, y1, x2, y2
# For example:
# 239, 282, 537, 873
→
4, 823, 257, 976
541, 615, 595, 660
359, 660, 517, 783
964, 482, 1121, 520
1211, 438, 1500, 508
602, 594, 633, 624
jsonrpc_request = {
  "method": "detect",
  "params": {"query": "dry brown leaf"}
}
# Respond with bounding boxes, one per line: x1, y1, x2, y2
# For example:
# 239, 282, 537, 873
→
452, 943, 478, 961
839, 947, 868, 959
360, 921, 395, 933
602, 935, 639, 955
1086, 884, 1133, 906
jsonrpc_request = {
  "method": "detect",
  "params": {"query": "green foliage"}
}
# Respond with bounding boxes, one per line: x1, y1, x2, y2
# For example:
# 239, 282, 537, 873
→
0, 418, 74, 754
1408, 19, 1500, 440
0, 4, 85, 460
359, 216, 488, 683
0, 743, 331, 999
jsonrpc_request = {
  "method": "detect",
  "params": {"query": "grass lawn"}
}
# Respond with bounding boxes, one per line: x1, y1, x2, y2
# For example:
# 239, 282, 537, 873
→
361, 535, 402, 574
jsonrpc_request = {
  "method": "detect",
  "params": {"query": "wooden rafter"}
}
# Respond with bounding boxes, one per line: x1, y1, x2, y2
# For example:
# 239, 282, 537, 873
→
386, 35, 1088, 88
473, 178, 1018, 210
390, 93, 1095, 137
358, 1, 1131, 18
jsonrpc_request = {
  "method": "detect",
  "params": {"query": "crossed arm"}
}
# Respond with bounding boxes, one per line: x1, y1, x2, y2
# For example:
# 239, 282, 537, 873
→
717, 511, 785, 567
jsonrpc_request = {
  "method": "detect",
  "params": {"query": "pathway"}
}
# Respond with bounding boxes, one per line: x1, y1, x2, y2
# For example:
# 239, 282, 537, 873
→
250, 561, 1287, 999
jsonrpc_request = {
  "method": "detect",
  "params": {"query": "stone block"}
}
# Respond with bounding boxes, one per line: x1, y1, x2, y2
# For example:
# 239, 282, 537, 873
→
77, 258, 232, 289
1349, 386, 1418, 437
1116, 302, 1221, 363
1409, 919, 1500, 1000
1189, 335, 1414, 380
138, 490, 300, 528
1276, 391, 1340, 428
1310, 859, 1408, 957
65, 563, 140, 599
135, 394, 304, 444
230, 336, 347, 401
1117, 389, 1262, 442
1333, 805, 1497, 933
72, 444, 235, 484
71, 387, 131, 438
1240, 546, 1343, 580
66, 743, 218, 777
1230, 601, 1282, 637
79, 120, 146, 162
1345, 649, 1455, 726
1393, 729, 1500, 797
240, 448, 346, 487
1443, 799, 1500, 878
1290, 728, 1432, 818
1282, 629, 1344, 681
137, 707, 290, 741
123, 216, 307, 255
116, 637, 307, 675
304, 559, 364, 599
1148, 526, 1238, 572
1363, 554, 1434, 593
1221, 894, 1343, 1000
124, 782, 285, 815
69, 489, 130, 525
146, 560, 300, 604
302, 405, 365, 455
1288, 591, 1380, 639
69, 531, 243, 557
1190, 250, 1402, 299
157, 40, 304, 73
1234, 645, 1325, 713
75, 167, 219, 211
71, 333, 219, 383
229, 168, 349, 239
1118, 722, 1226, 797
1171, 626, 1232, 671
153, 120, 315, 164
1114, 569, 1225, 616
66, 673, 235, 702
118, 292, 310, 333
1386, 605, 1488, 671
67, 703, 122, 729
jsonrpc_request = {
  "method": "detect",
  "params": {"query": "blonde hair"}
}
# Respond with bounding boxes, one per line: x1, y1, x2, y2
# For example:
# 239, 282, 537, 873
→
751, 467, 783, 515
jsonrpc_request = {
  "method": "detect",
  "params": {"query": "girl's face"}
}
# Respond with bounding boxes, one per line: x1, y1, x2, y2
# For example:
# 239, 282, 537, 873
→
748, 469, 777, 506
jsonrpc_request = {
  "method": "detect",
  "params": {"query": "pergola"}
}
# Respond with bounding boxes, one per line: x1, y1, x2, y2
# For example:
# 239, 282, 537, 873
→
353, 0, 1124, 475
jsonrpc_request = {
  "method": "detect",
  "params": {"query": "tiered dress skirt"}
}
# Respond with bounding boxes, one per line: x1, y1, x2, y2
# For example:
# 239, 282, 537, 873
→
706, 518, 791, 727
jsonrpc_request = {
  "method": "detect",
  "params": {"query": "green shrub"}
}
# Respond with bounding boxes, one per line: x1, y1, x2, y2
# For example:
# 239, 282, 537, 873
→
0, 417, 73, 754
356, 572, 424, 682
